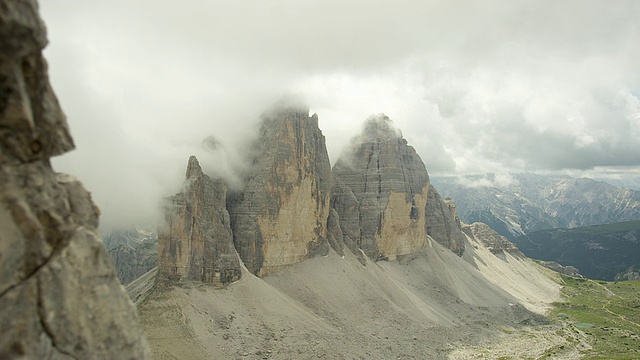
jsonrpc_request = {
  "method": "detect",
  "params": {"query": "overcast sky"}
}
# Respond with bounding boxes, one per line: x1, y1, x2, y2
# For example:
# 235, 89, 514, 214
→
39, 0, 640, 229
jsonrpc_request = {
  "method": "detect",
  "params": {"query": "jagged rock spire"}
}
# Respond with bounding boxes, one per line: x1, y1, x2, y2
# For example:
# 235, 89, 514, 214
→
158, 156, 241, 285
185, 155, 203, 178
228, 105, 332, 276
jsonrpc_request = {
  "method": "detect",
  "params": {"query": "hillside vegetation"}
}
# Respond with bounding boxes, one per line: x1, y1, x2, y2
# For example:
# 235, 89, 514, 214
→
513, 220, 640, 280
552, 276, 640, 359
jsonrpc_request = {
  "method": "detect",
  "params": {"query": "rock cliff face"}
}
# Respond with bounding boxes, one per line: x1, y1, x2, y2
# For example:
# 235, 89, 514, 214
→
332, 115, 437, 260
228, 107, 331, 276
425, 186, 466, 256
158, 156, 241, 285
0, 1, 150, 358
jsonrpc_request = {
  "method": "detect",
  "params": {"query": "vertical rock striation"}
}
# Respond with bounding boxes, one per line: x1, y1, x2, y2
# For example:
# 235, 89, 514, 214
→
158, 156, 241, 285
228, 106, 331, 276
331, 115, 430, 260
0, 1, 150, 358
425, 185, 466, 256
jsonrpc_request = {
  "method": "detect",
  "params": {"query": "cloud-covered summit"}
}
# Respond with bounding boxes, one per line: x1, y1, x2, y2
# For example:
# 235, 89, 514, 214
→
40, 0, 640, 229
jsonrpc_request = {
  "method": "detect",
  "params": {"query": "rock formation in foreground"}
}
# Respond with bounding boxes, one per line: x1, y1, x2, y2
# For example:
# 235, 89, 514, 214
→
0, 1, 150, 358
332, 115, 464, 261
158, 156, 241, 285
228, 106, 332, 276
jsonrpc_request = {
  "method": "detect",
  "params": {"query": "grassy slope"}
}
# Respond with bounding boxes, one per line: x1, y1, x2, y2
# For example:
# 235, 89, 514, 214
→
552, 276, 640, 359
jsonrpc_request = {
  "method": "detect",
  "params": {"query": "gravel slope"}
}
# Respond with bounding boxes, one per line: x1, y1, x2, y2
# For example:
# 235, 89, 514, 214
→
131, 236, 567, 359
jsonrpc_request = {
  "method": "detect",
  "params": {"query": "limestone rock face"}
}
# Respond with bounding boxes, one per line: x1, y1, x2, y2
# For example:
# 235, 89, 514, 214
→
466, 222, 523, 257
158, 156, 241, 285
425, 187, 466, 256
228, 107, 331, 276
0, 1, 150, 358
331, 115, 429, 260
326, 208, 345, 257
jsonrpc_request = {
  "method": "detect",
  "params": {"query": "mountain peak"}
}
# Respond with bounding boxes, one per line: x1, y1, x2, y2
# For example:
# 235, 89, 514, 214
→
362, 113, 402, 141
185, 155, 203, 178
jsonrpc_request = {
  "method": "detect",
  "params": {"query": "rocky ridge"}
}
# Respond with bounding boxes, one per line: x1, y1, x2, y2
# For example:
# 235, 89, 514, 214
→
157, 112, 468, 283
0, 1, 150, 357
432, 173, 640, 240
134, 111, 575, 360
158, 111, 465, 280
466, 222, 524, 257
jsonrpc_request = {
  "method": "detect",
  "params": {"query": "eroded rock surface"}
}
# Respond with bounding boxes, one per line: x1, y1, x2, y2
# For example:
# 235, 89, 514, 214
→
425, 187, 466, 256
158, 156, 241, 285
0, 1, 150, 358
466, 222, 523, 257
331, 115, 431, 260
228, 106, 332, 276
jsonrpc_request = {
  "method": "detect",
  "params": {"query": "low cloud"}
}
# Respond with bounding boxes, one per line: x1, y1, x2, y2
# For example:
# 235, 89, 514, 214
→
40, 0, 640, 230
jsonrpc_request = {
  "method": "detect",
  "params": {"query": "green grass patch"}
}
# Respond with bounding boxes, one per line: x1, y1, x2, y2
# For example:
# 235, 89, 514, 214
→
552, 276, 640, 359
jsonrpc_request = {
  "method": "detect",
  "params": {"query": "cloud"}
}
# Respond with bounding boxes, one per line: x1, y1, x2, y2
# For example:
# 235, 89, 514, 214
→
39, 0, 640, 229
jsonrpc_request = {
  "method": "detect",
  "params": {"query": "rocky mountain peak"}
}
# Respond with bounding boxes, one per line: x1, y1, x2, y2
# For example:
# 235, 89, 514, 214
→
361, 114, 402, 141
185, 155, 203, 178
331, 114, 462, 261
228, 108, 331, 276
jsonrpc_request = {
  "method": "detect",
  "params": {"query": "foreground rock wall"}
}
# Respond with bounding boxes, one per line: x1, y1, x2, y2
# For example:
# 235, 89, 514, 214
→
158, 156, 241, 285
0, 1, 150, 358
228, 107, 332, 276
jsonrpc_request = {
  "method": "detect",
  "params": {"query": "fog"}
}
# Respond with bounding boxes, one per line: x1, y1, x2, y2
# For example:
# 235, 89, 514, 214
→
40, 0, 640, 230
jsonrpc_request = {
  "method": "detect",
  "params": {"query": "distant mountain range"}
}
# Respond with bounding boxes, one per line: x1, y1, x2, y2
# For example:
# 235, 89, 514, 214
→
512, 220, 640, 281
102, 227, 158, 284
431, 173, 640, 240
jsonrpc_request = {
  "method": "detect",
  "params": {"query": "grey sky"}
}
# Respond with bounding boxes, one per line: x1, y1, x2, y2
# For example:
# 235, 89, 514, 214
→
39, 0, 640, 229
